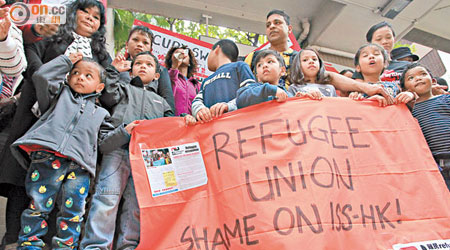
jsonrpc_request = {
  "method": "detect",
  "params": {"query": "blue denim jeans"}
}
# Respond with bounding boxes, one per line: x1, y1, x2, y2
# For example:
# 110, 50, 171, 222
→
18, 151, 90, 250
80, 148, 140, 250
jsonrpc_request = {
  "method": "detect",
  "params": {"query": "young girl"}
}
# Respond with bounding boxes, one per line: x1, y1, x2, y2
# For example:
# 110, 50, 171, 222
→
349, 43, 414, 106
236, 50, 290, 108
165, 45, 201, 116
288, 47, 393, 102
400, 63, 450, 190
352, 21, 409, 85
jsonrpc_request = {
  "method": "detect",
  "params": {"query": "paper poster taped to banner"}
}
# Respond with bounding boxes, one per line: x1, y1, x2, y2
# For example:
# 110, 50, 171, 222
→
139, 142, 208, 197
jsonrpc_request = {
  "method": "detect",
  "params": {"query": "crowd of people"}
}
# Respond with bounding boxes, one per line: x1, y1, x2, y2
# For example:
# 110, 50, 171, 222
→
0, 1, 448, 250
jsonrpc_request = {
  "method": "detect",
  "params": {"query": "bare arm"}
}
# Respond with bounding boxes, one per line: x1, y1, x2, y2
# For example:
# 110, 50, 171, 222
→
328, 72, 393, 103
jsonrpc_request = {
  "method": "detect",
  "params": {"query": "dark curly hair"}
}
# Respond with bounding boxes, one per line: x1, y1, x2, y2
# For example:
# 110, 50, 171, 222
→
165, 45, 198, 78
50, 0, 108, 62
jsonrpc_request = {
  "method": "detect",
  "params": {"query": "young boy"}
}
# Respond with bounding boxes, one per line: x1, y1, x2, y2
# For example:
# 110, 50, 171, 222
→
237, 50, 290, 108
192, 39, 255, 122
114, 25, 175, 112
401, 63, 450, 190
80, 51, 173, 250
10, 53, 115, 250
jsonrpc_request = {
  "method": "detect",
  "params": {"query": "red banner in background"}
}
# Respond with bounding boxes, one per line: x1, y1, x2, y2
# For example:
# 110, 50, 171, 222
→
255, 32, 301, 51
130, 98, 450, 250
133, 19, 213, 80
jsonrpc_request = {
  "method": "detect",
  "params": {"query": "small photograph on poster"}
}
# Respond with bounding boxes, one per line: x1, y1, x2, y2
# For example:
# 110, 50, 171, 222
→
142, 148, 172, 168
139, 142, 208, 197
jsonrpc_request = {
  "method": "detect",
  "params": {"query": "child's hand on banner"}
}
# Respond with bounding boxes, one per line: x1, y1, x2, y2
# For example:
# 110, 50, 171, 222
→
275, 88, 288, 102
184, 115, 197, 126
210, 102, 229, 118
196, 107, 212, 123
368, 95, 389, 107
125, 120, 140, 134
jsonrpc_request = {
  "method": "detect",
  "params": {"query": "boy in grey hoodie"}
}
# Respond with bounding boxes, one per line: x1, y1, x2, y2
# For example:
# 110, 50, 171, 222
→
11, 53, 122, 250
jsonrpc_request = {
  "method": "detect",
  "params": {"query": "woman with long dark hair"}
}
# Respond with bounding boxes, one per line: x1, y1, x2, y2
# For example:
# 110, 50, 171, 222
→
165, 45, 200, 116
0, 1, 110, 249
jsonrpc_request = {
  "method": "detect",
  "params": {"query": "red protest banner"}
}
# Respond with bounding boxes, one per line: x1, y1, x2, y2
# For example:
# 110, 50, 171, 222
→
129, 98, 450, 250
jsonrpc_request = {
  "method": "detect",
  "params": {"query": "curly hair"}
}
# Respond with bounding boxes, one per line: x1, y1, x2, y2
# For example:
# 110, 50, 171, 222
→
165, 45, 198, 78
50, 0, 108, 62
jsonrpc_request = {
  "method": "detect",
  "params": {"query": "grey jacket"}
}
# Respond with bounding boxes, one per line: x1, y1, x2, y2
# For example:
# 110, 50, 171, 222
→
100, 65, 174, 152
11, 55, 128, 176
119, 63, 175, 113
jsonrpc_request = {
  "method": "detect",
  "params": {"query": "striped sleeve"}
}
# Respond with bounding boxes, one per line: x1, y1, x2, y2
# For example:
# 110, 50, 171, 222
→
412, 95, 450, 157
191, 89, 206, 118
0, 23, 27, 77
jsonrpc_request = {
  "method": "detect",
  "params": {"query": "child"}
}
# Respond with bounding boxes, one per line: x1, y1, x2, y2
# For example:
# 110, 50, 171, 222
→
165, 45, 201, 116
114, 25, 175, 112
10, 54, 115, 250
192, 39, 256, 122
288, 48, 338, 98
80, 51, 173, 250
288, 47, 394, 102
349, 44, 414, 106
400, 63, 450, 190
0, 2, 109, 246
352, 21, 410, 85
237, 50, 290, 108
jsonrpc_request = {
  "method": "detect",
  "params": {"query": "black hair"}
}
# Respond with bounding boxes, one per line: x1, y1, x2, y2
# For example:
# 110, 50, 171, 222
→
254, 50, 285, 68
399, 62, 433, 89
165, 45, 198, 78
354, 43, 388, 67
289, 47, 329, 85
131, 51, 160, 73
267, 9, 290, 25
71, 58, 106, 83
366, 21, 396, 43
212, 39, 239, 62
127, 25, 154, 44
51, 0, 108, 62
436, 77, 448, 87
339, 69, 354, 75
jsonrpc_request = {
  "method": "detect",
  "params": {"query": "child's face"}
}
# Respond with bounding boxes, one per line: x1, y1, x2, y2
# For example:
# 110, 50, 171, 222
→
300, 50, 320, 79
403, 66, 434, 96
255, 54, 286, 85
75, 6, 101, 37
356, 46, 386, 76
126, 31, 152, 59
371, 26, 395, 54
68, 61, 104, 94
132, 54, 160, 84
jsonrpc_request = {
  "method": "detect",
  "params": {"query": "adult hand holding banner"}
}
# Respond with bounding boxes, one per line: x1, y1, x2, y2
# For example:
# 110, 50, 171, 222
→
129, 98, 450, 250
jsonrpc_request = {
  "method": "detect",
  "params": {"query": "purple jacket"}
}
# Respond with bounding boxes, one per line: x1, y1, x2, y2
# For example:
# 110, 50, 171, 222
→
168, 68, 200, 116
